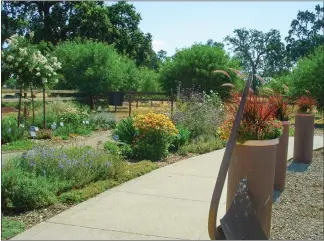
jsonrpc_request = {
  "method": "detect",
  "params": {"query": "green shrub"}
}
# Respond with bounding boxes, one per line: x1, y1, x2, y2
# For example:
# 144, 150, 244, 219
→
53, 124, 75, 137
119, 144, 133, 159
36, 129, 53, 140
132, 113, 178, 161
58, 112, 82, 127
18, 146, 125, 188
172, 91, 224, 138
1, 117, 25, 143
1, 169, 57, 210
1, 140, 34, 152
178, 135, 224, 155
113, 117, 136, 144
172, 125, 191, 149
59, 160, 158, 204
104, 141, 120, 155
90, 112, 116, 130
1, 217, 25, 240
73, 126, 92, 136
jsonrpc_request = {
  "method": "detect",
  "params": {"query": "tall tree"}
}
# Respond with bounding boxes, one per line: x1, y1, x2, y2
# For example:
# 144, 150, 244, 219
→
286, 4, 324, 63
1, 1, 158, 69
206, 39, 224, 49
159, 43, 240, 98
225, 28, 288, 91
157, 50, 167, 63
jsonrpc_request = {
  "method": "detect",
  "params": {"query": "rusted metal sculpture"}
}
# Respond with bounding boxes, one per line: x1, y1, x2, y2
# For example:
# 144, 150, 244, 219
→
208, 71, 267, 240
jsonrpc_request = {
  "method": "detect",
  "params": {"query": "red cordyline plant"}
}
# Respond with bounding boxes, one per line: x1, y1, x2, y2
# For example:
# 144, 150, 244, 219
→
295, 95, 317, 114
269, 95, 292, 121
214, 69, 283, 143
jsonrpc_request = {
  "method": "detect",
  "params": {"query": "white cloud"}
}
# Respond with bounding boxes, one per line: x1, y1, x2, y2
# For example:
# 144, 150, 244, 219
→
152, 40, 166, 52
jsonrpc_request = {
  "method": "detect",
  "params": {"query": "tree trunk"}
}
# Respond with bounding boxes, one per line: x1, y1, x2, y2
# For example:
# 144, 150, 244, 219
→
31, 86, 35, 124
17, 86, 23, 127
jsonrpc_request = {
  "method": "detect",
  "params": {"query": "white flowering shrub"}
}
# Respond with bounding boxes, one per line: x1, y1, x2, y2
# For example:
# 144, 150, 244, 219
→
1, 34, 62, 87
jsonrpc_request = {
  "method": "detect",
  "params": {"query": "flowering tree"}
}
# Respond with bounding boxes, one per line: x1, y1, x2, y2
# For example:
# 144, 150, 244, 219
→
2, 34, 62, 88
2, 34, 62, 127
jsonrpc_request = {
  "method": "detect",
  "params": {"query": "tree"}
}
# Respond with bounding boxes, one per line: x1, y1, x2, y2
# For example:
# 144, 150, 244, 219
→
157, 50, 167, 63
225, 28, 288, 91
286, 4, 324, 63
159, 43, 240, 98
284, 45, 324, 109
206, 39, 224, 49
1, 2, 29, 47
1, 1, 158, 69
54, 40, 140, 96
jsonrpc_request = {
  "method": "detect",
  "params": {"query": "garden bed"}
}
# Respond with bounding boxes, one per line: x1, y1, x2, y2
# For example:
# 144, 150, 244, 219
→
270, 148, 324, 240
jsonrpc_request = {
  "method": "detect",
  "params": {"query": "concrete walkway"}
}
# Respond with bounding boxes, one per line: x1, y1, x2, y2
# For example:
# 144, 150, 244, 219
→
12, 136, 323, 240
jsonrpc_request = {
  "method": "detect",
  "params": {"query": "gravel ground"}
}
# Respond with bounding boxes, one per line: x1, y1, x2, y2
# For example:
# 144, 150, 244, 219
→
271, 148, 324, 240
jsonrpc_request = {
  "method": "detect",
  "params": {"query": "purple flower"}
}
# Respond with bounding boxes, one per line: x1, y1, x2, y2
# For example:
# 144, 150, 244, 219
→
59, 162, 64, 169
30, 161, 36, 167
113, 135, 119, 141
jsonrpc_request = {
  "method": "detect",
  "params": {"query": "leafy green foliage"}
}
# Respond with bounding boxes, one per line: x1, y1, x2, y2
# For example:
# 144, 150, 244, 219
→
178, 135, 224, 155
2, 169, 57, 210
1, 2, 158, 69
104, 141, 120, 155
1, 140, 34, 152
113, 117, 136, 144
159, 43, 240, 98
286, 4, 324, 63
283, 46, 324, 109
54, 40, 140, 94
172, 91, 225, 138
89, 112, 116, 130
59, 160, 158, 204
172, 125, 191, 149
1, 217, 25, 240
2, 146, 127, 210
1, 117, 24, 143
225, 28, 289, 90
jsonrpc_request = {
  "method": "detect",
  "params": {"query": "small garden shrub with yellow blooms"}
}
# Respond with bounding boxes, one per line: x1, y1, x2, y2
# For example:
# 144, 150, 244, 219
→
133, 112, 178, 161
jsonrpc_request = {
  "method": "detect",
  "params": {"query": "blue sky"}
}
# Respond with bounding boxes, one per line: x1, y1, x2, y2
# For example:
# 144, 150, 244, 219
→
128, 1, 321, 56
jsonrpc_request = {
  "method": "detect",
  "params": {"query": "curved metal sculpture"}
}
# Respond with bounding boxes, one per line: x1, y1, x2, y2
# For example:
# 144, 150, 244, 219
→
208, 71, 267, 240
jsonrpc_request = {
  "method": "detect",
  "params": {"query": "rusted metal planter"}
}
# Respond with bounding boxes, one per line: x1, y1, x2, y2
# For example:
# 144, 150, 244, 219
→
274, 121, 290, 191
227, 138, 279, 238
293, 113, 314, 164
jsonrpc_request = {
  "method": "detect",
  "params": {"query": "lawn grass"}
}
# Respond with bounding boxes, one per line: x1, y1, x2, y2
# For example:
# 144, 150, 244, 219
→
1, 140, 34, 152
1, 218, 25, 240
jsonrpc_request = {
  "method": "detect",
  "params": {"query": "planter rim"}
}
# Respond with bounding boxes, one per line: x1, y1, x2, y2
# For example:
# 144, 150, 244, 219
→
240, 138, 279, 146
281, 121, 290, 125
296, 113, 314, 116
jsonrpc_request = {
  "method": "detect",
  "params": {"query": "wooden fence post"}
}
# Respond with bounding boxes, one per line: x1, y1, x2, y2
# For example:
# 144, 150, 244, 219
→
129, 94, 132, 117
136, 93, 139, 108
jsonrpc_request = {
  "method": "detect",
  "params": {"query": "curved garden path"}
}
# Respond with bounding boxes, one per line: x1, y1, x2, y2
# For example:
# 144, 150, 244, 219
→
10, 136, 324, 240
